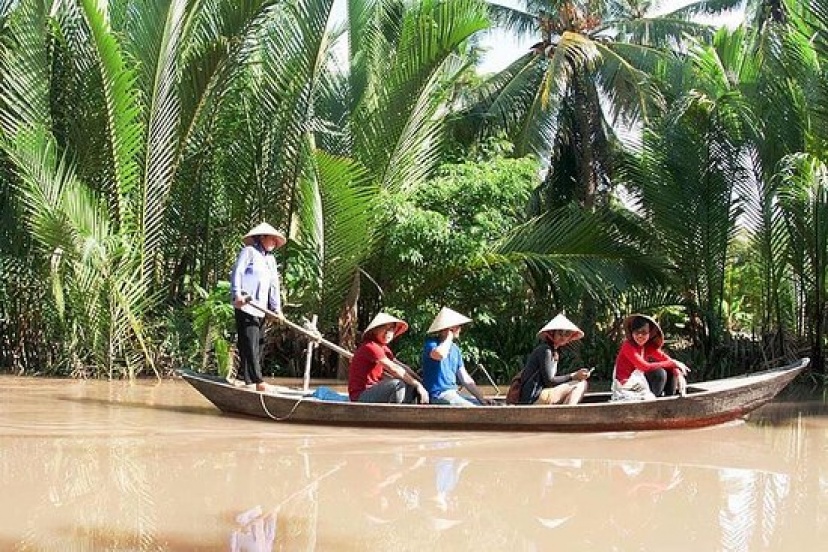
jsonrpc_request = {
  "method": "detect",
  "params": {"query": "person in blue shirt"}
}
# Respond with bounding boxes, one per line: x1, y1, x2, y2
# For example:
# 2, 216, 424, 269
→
230, 222, 286, 391
421, 307, 493, 406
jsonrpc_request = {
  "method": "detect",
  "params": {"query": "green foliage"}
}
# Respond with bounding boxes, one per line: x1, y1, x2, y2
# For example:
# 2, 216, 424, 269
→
3, 0, 828, 383
472, 0, 730, 208
371, 155, 539, 378
191, 281, 236, 376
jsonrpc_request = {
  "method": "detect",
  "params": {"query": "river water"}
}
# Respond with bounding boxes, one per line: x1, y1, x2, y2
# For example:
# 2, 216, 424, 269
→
0, 376, 826, 551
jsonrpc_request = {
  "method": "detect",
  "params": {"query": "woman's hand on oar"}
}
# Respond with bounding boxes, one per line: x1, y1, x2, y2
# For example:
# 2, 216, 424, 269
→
240, 295, 354, 359
392, 360, 423, 383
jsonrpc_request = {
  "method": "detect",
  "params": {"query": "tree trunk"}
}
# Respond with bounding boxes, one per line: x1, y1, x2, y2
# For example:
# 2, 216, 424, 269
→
336, 270, 360, 380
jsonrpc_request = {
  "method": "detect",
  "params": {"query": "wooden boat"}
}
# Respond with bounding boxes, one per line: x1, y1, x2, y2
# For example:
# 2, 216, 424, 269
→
179, 358, 809, 432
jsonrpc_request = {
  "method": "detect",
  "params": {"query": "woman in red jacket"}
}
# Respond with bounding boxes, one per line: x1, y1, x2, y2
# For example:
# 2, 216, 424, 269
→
611, 314, 690, 401
348, 312, 429, 404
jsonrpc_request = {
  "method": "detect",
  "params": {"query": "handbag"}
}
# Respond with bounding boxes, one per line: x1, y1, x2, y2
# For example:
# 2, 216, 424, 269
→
505, 372, 523, 404
611, 369, 656, 401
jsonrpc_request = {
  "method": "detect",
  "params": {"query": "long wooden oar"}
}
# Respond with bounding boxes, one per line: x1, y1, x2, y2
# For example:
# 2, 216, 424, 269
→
243, 299, 353, 359
243, 298, 422, 383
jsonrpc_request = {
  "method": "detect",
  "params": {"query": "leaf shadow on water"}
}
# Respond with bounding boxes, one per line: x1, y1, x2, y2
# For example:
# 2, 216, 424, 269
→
53, 395, 220, 418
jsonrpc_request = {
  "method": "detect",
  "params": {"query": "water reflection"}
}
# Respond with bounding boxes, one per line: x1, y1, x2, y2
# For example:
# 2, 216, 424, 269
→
222, 430, 821, 551
1, 378, 827, 551
231, 505, 276, 552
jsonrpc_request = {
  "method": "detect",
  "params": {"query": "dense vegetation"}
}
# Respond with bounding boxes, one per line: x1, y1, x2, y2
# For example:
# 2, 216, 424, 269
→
1, 0, 827, 385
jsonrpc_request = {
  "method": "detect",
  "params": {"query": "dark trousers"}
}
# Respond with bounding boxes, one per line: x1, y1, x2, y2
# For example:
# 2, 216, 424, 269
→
235, 310, 265, 384
645, 368, 677, 397
357, 378, 419, 404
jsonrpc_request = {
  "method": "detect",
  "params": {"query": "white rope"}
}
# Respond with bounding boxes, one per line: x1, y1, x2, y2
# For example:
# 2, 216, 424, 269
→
259, 393, 304, 421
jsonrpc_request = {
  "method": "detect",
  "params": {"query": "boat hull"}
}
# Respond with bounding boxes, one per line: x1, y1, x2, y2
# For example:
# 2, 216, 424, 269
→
179, 358, 809, 432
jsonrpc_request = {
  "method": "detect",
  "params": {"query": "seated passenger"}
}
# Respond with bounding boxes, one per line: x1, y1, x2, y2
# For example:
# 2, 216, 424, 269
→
611, 314, 690, 401
519, 314, 591, 405
348, 312, 429, 404
421, 307, 494, 406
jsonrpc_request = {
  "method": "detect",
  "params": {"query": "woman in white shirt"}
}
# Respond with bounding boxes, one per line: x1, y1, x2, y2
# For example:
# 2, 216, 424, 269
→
230, 222, 286, 391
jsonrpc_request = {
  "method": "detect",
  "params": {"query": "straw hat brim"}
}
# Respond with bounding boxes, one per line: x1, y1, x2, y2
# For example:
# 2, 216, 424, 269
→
363, 312, 409, 339
242, 223, 287, 248
427, 307, 472, 334
537, 314, 584, 341
623, 314, 664, 348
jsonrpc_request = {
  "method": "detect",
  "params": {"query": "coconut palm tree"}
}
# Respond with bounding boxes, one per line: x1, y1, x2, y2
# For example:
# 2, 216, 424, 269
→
474, 0, 741, 210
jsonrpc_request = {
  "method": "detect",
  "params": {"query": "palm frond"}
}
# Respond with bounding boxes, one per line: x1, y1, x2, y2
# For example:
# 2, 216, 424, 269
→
604, 17, 715, 47
79, 0, 144, 233
314, 151, 379, 322
475, 53, 558, 156
775, 153, 828, 290
356, 0, 490, 190
594, 41, 666, 124
486, 1, 539, 40
0, 0, 52, 138
485, 205, 668, 300
136, 0, 187, 282
662, 0, 744, 19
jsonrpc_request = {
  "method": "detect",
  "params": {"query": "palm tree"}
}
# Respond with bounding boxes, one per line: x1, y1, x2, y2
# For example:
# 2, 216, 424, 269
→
0, 0, 494, 377
304, 0, 491, 375
1, 0, 164, 376
474, 0, 740, 210
0, 0, 292, 376
765, 0, 828, 373
775, 155, 828, 373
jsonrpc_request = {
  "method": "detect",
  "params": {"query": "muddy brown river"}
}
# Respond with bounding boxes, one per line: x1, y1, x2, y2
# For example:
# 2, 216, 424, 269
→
1, 376, 826, 551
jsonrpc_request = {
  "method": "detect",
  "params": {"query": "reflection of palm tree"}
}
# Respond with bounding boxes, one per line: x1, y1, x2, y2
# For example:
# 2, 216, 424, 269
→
718, 469, 758, 552
24, 437, 159, 549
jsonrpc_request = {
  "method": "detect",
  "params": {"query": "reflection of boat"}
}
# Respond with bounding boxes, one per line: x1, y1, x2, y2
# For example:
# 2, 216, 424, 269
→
179, 358, 808, 432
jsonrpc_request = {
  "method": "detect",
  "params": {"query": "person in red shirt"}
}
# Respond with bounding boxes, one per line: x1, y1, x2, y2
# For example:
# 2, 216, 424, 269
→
348, 312, 429, 404
612, 314, 690, 401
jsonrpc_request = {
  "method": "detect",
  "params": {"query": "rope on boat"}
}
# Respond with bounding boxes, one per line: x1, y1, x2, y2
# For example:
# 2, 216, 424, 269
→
260, 393, 304, 421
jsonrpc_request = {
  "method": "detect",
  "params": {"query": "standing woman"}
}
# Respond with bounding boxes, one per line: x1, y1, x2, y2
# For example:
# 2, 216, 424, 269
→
519, 314, 591, 405
611, 314, 690, 401
230, 222, 286, 392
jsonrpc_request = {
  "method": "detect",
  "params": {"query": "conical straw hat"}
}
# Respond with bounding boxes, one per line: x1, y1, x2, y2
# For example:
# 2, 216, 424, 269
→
362, 312, 409, 339
537, 314, 584, 340
427, 307, 472, 334
242, 222, 287, 248
623, 313, 664, 348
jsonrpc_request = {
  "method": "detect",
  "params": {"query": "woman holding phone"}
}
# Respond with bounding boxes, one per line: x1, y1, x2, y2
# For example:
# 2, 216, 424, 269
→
517, 314, 591, 405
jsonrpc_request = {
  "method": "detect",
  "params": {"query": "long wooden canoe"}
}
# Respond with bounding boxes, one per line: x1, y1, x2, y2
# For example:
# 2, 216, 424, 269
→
179, 358, 809, 432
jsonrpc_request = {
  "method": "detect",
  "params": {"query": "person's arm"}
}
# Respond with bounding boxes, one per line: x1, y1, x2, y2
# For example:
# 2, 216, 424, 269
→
267, 258, 281, 314
230, 247, 251, 308
388, 358, 422, 383
648, 348, 690, 375
429, 330, 453, 361
380, 358, 429, 404
619, 342, 674, 372
457, 366, 493, 405
540, 348, 573, 386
